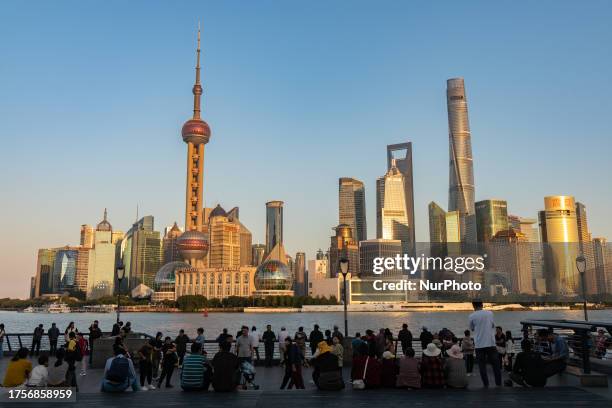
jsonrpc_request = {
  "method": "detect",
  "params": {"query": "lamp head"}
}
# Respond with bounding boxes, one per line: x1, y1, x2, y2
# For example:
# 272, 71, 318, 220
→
575, 255, 586, 274
116, 260, 126, 281
339, 258, 349, 276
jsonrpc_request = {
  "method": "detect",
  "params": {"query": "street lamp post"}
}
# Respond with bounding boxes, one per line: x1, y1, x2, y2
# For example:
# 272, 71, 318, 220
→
116, 260, 125, 324
339, 258, 350, 338
575, 254, 587, 321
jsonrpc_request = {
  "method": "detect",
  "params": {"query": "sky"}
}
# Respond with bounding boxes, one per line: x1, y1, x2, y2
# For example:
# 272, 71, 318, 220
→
1, 1, 611, 298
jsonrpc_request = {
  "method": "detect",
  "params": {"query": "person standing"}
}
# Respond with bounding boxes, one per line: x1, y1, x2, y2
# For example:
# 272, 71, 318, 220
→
31, 324, 44, 356
262, 325, 276, 367
461, 329, 475, 376
0, 323, 5, 359
76, 332, 89, 376
280, 337, 304, 389
149, 332, 163, 380
175, 329, 190, 367
194, 328, 205, 346
309, 324, 324, 356
495, 326, 506, 369
211, 339, 239, 392
137, 342, 155, 390
88, 321, 102, 365
398, 324, 413, 355
236, 327, 253, 364
64, 322, 77, 344
111, 321, 122, 337
468, 300, 501, 387
157, 336, 178, 388
331, 325, 344, 343
505, 330, 515, 371
250, 326, 261, 362
294, 327, 308, 363
48, 323, 60, 357
419, 327, 434, 353
278, 327, 290, 364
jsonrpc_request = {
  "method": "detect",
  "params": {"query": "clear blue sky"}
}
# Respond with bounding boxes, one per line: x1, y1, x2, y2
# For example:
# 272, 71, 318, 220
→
1, 1, 611, 298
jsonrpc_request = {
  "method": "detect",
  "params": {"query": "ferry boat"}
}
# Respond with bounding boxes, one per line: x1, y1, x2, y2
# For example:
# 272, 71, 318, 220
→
20, 306, 45, 313
45, 302, 72, 313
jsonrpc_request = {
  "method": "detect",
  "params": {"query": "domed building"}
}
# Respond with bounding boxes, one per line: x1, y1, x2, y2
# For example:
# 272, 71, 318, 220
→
154, 261, 196, 292
253, 243, 294, 297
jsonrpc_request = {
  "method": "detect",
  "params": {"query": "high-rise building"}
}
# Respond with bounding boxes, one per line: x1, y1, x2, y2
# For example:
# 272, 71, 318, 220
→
387, 143, 415, 249
308, 258, 328, 280
265, 201, 284, 255
80, 225, 95, 248
75, 247, 90, 294
87, 209, 117, 299
539, 196, 580, 296
294, 252, 306, 296
126, 216, 162, 291
445, 210, 461, 255
475, 200, 508, 243
53, 247, 78, 292
376, 160, 412, 254
208, 205, 241, 268
251, 244, 266, 267
329, 224, 359, 278
34, 248, 57, 297
339, 178, 367, 243
428, 201, 447, 259
226, 208, 253, 267
359, 239, 402, 277
447, 77, 476, 244
428, 202, 447, 244
509, 215, 545, 293
162, 223, 183, 264
488, 230, 534, 294
593, 238, 611, 294
575, 202, 596, 295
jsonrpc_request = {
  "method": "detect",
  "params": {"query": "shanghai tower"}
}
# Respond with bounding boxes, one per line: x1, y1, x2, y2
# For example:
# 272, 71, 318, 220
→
447, 78, 476, 244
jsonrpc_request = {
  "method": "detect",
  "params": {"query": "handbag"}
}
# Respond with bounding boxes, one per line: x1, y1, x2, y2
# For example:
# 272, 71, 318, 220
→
352, 356, 369, 390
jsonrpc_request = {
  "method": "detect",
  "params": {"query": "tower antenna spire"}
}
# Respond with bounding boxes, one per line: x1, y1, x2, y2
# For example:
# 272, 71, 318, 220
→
192, 22, 202, 119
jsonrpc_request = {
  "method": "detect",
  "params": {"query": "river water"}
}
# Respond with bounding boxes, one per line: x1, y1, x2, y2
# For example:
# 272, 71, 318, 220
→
1, 309, 610, 338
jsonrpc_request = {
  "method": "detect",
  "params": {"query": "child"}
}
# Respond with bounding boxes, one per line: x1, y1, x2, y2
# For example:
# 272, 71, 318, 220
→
461, 330, 475, 376
77, 332, 89, 376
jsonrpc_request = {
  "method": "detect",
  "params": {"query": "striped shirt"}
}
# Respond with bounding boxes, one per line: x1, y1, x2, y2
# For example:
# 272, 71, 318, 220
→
180, 354, 206, 389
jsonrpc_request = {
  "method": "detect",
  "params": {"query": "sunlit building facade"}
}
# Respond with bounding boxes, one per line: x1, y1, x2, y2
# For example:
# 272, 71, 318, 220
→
359, 239, 402, 278
475, 199, 508, 243
339, 178, 367, 243
329, 224, 359, 278
539, 196, 580, 296
376, 161, 412, 254
208, 205, 241, 268
175, 266, 256, 298
387, 143, 415, 252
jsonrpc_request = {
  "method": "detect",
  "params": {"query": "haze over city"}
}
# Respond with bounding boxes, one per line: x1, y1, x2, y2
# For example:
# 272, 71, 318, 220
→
1, 0, 611, 298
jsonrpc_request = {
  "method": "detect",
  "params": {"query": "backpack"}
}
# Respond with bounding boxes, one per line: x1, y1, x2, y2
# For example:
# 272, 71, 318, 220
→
106, 357, 130, 382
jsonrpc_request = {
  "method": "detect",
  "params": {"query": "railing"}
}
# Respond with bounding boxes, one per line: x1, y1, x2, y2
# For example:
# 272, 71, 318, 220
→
1, 332, 528, 360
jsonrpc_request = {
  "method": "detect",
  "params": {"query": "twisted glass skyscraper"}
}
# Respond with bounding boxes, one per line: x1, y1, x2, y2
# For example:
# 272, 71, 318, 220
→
447, 78, 476, 244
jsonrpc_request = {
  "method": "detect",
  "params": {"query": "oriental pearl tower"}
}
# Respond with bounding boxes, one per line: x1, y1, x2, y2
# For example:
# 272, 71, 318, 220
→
177, 27, 211, 267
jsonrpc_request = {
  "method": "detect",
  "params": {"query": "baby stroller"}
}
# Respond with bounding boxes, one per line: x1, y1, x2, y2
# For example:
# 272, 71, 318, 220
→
239, 360, 260, 390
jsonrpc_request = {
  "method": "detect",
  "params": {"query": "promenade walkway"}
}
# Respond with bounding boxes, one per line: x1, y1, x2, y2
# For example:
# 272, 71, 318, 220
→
1, 357, 611, 407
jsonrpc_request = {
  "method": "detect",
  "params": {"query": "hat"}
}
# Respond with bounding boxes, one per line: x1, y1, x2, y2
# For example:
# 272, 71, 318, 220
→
447, 344, 463, 359
317, 341, 332, 355
423, 343, 441, 357
382, 351, 395, 359
432, 339, 443, 349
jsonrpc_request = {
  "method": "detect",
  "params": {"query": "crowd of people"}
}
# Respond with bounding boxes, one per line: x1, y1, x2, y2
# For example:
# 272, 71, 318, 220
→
0, 302, 609, 393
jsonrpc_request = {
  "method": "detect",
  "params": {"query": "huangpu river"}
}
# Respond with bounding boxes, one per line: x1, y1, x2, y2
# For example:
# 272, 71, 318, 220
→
1, 309, 610, 337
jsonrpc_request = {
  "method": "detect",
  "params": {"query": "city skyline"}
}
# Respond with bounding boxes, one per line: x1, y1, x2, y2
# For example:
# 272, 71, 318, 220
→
2, 1, 612, 298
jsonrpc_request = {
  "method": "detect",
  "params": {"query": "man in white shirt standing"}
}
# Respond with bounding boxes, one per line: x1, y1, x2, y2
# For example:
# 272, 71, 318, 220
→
278, 327, 290, 365
468, 300, 502, 387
